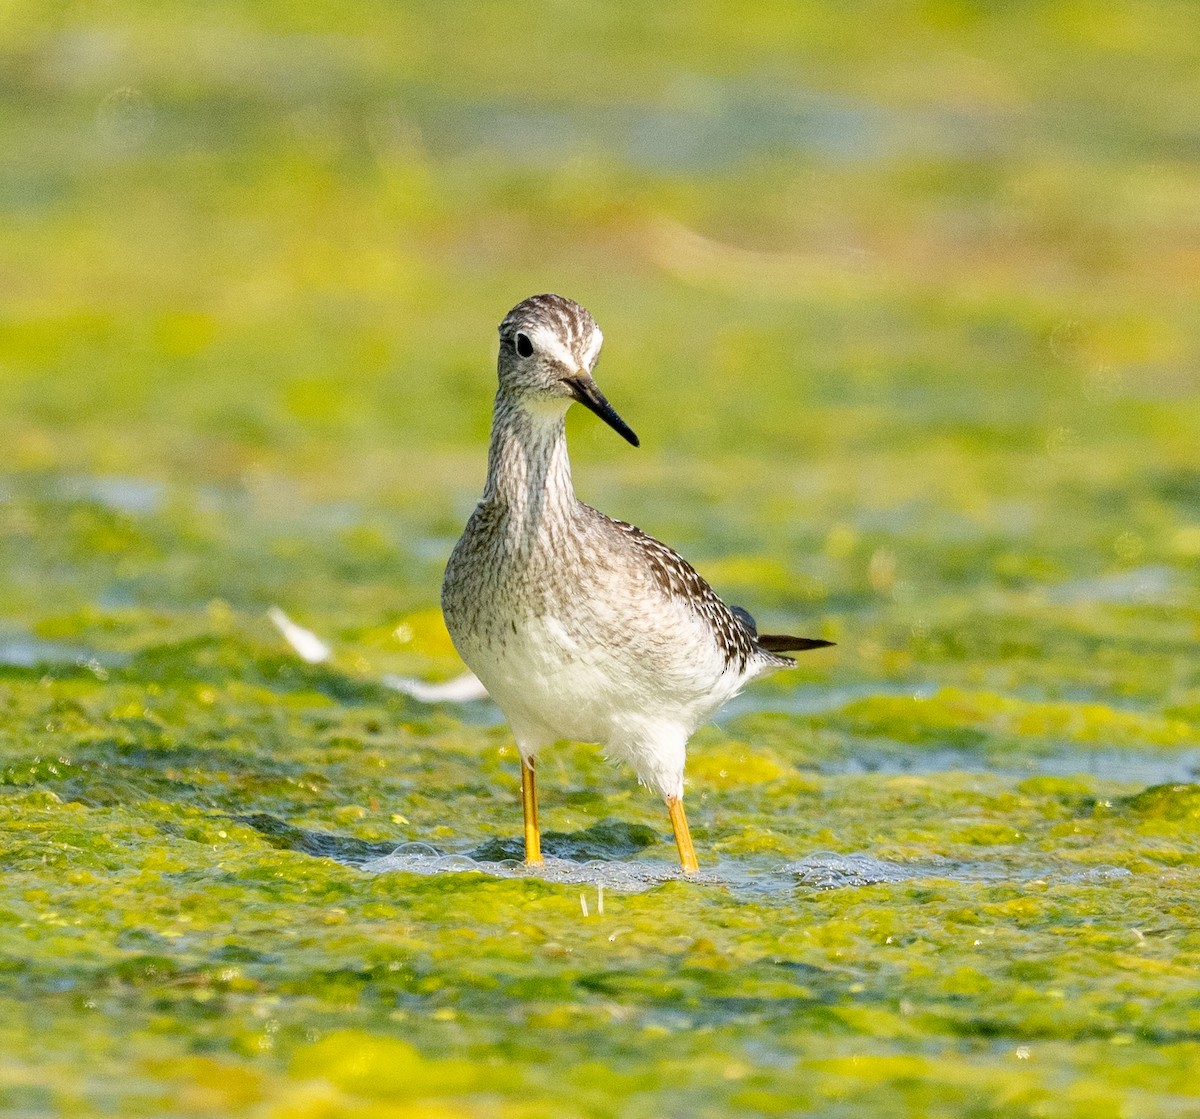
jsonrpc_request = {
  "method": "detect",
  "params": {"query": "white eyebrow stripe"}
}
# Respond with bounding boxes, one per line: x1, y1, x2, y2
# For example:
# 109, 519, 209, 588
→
532, 328, 578, 369
583, 326, 603, 368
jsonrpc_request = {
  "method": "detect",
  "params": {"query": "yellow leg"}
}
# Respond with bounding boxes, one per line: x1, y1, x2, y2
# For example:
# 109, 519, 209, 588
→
521, 757, 543, 866
666, 796, 699, 874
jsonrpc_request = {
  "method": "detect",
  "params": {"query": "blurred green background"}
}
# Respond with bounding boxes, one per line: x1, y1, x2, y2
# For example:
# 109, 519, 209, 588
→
2, 2, 1199, 1117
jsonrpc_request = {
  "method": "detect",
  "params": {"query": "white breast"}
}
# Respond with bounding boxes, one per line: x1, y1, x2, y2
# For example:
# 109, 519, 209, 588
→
463, 604, 752, 756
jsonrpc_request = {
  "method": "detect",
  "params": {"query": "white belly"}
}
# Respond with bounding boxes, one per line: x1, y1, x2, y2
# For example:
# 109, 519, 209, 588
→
459, 609, 746, 752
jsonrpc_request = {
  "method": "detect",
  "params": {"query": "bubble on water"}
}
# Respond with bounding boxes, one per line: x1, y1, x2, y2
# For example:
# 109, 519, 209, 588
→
784, 852, 916, 889
1083, 364, 1124, 403
1048, 319, 1084, 364
1113, 531, 1145, 563
96, 87, 154, 149
1059, 866, 1132, 884
1044, 425, 1080, 458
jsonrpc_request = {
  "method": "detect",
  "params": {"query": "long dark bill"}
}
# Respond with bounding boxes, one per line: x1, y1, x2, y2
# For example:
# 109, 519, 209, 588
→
565, 375, 640, 447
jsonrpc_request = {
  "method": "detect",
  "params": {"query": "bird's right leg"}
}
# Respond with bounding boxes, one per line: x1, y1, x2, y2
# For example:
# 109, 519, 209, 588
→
615, 723, 697, 874
520, 756, 543, 867
666, 795, 699, 874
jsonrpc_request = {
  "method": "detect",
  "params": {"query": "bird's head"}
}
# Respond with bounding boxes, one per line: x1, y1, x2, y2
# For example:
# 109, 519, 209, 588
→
496, 293, 639, 447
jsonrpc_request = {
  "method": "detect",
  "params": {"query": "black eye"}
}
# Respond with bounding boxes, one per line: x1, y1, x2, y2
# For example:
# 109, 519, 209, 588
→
515, 332, 533, 358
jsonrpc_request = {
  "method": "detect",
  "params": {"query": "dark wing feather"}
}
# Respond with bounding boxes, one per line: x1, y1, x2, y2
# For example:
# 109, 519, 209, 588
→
591, 508, 835, 668
592, 512, 758, 670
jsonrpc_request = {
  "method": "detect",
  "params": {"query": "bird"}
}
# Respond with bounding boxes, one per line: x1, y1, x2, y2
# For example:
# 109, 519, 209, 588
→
441, 294, 833, 873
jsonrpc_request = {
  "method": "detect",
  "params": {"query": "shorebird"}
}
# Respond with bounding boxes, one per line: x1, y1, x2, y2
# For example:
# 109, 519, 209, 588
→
441, 294, 833, 873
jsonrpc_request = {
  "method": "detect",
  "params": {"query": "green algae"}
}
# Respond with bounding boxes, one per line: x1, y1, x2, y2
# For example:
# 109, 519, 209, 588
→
3, 0, 1200, 1115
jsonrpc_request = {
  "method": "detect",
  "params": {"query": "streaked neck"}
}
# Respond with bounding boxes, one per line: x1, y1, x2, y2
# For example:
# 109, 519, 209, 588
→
483, 391, 575, 526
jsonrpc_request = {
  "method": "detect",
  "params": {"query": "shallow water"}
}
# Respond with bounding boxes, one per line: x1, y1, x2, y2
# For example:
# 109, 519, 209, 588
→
828, 744, 1200, 786
360, 847, 1135, 898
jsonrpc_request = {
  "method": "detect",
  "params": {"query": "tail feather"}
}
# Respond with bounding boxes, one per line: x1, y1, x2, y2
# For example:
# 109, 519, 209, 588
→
730, 606, 835, 656
758, 633, 836, 653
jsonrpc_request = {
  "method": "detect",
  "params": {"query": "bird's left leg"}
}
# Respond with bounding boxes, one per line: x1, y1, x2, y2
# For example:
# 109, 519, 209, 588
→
520, 756, 543, 867
506, 722, 550, 867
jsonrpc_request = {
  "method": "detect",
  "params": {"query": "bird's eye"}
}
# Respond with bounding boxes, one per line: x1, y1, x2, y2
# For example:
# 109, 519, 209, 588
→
515, 333, 533, 358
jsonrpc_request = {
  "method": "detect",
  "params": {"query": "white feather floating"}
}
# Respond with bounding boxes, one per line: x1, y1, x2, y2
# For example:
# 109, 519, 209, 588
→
382, 672, 490, 703
268, 606, 488, 703
267, 607, 332, 664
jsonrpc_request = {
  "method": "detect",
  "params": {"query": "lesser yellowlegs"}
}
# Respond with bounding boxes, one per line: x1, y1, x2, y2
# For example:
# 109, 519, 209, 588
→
441, 294, 833, 872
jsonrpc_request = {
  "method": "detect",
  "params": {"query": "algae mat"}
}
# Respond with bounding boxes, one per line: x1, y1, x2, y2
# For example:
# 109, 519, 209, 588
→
3, 2, 1200, 1116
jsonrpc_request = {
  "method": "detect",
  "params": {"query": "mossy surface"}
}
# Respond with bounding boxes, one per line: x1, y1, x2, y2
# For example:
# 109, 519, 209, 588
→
2, 2, 1200, 1115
